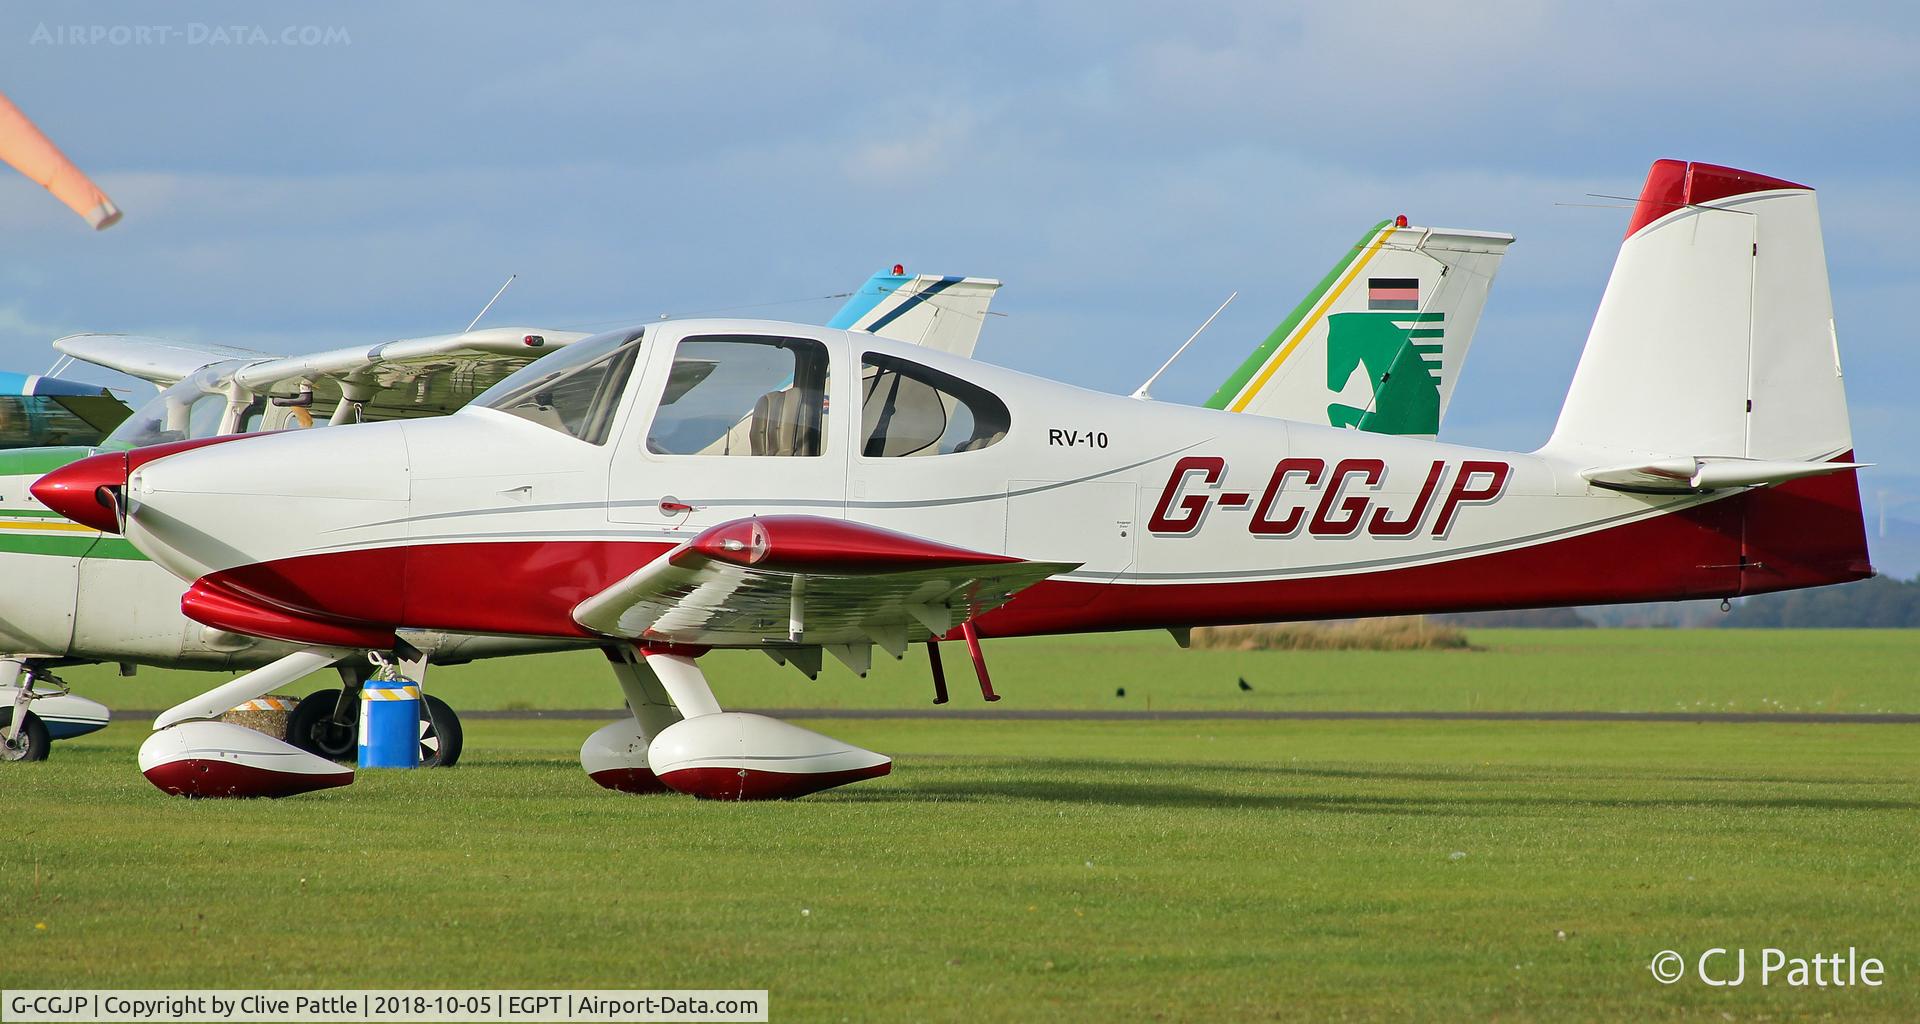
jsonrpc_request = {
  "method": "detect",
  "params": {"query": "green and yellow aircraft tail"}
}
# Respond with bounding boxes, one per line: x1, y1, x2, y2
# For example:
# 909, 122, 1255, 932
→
1209, 220, 1511, 438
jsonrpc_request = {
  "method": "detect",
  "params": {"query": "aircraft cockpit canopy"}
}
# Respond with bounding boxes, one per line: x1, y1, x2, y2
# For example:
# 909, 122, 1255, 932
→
103, 362, 247, 449
471, 324, 1013, 459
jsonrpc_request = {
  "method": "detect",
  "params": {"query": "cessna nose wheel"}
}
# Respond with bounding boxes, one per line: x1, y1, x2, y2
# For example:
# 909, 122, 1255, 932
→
284, 688, 463, 767
0, 709, 50, 762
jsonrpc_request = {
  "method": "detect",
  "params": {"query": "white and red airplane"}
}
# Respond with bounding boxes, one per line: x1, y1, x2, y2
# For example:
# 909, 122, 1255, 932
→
35, 159, 1862, 803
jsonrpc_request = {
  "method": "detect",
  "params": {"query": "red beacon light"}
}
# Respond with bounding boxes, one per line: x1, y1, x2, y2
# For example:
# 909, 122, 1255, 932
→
892, 264, 905, 276
523, 334, 545, 348
1394, 214, 1409, 228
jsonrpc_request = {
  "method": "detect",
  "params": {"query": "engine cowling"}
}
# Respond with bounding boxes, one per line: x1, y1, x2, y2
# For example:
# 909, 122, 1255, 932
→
647, 712, 890, 800
138, 720, 353, 798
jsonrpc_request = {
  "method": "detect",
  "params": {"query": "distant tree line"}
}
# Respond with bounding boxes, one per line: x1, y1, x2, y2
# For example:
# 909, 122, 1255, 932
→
1426, 576, 1920, 629
1433, 607, 1595, 628
1722, 575, 1920, 628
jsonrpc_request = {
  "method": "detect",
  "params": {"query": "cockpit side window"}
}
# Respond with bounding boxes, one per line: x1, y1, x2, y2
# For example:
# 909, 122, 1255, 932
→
860, 352, 1010, 457
474, 328, 643, 445
646, 335, 829, 457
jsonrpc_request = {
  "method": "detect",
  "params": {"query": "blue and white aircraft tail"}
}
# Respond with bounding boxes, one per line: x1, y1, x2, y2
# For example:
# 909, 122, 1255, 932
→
829, 270, 1003, 357
0, 371, 131, 449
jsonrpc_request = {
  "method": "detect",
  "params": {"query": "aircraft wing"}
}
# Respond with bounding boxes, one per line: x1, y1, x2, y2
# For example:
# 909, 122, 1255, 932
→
829, 271, 1002, 357
53, 334, 274, 388
61, 326, 593, 427
225, 325, 592, 419
226, 325, 588, 390
574, 515, 1076, 649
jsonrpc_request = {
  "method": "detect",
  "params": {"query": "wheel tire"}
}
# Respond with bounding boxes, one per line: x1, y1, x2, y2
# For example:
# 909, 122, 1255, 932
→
419, 694, 463, 768
0, 709, 51, 762
286, 688, 358, 763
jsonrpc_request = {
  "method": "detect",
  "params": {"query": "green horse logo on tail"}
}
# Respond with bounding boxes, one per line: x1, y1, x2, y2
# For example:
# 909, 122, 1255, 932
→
1325, 309, 1446, 436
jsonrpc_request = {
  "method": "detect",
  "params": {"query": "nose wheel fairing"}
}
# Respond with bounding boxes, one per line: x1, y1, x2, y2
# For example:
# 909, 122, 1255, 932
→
138, 648, 357, 797
581, 718, 672, 794
139, 720, 353, 798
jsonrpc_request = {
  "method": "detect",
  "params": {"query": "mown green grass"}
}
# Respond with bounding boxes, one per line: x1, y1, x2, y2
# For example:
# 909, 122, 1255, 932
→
53, 628, 1920, 715
8, 717, 1918, 1021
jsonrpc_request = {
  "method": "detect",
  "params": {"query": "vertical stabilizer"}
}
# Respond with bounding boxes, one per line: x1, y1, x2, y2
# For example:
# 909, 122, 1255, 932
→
829, 271, 1002, 357
1548, 160, 1869, 593
1548, 160, 1851, 463
1207, 222, 1511, 439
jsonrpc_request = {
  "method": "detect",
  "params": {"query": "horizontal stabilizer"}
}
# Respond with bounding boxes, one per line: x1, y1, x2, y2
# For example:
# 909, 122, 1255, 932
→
1582, 457, 1868, 494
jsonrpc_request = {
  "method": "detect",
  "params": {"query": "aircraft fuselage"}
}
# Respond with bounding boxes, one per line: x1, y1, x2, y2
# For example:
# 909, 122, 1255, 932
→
88, 319, 1866, 650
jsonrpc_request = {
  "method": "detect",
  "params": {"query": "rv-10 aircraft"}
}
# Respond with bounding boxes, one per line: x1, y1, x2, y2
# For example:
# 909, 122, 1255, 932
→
41, 160, 1855, 804
0, 223, 1509, 764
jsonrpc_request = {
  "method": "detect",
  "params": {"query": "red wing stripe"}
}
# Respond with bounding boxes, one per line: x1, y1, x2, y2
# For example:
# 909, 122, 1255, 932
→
685, 515, 1023, 574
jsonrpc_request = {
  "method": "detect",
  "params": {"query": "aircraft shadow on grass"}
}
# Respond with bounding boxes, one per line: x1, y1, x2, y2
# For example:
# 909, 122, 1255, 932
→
805, 759, 1920, 814
491, 753, 1908, 812
455, 749, 1917, 810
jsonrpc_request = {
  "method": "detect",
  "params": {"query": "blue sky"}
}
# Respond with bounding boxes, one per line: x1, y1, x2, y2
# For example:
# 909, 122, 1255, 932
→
2, 2, 1915, 499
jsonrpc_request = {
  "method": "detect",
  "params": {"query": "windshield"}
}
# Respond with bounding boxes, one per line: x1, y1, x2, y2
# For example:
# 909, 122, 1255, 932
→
473, 327, 644, 444
103, 362, 249, 449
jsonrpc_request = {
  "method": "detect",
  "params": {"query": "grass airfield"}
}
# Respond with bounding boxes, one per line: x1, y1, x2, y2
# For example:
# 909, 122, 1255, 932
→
9, 630, 1920, 1021
56, 628, 1920, 715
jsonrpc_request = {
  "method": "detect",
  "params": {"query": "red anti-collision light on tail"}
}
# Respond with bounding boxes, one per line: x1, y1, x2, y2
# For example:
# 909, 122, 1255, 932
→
1395, 214, 1409, 228
892, 264, 905, 276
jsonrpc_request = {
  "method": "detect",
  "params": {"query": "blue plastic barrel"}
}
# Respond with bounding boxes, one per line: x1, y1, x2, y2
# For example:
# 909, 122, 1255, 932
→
358, 677, 421, 768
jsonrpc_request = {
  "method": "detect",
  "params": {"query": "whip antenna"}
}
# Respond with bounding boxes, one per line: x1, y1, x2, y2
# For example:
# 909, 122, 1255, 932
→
1131, 291, 1236, 401
464, 274, 517, 332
